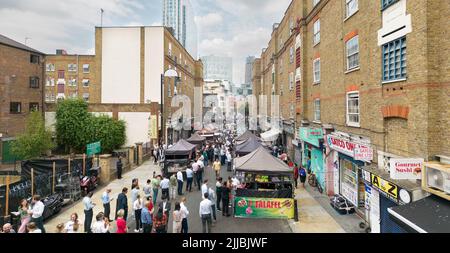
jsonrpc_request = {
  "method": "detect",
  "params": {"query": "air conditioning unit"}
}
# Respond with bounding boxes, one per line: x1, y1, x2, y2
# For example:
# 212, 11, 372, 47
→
422, 162, 450, 201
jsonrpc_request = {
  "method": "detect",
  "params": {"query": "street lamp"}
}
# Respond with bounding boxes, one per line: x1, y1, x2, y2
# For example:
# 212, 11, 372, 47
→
160, 69, 178, 146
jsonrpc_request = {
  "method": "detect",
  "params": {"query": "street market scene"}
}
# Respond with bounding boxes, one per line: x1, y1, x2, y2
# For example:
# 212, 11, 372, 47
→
0, 0, 449, 235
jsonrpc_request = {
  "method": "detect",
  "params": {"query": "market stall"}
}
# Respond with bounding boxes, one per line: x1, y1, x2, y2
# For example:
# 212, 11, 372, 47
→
162, 139, 196, 176
235, 136, 262, 157
187, 133, 206, 148
233, 146, 295, 219
235, 130, 259, 145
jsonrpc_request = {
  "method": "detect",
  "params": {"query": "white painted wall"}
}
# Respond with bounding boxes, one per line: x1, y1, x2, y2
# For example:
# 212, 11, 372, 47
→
377, 0, 412, 46
102, 28, 141, 103
119, 112, 151, 146
144, 27, 165, 104
45, 112, 56, 132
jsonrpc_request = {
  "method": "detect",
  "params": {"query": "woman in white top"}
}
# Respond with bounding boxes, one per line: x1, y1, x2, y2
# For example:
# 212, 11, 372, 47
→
91, 212, 109, 233
64, 213, 80, 233
172, 202, 182, 233
133, 194, 143, 232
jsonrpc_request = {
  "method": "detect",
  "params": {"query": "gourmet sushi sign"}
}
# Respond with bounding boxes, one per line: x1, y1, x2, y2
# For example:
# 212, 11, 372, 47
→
234, 197, 295, 219
326, 135, 373, 162
390, 158, 424, 180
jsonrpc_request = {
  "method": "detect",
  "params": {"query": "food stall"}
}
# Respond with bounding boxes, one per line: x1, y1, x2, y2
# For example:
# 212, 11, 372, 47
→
233, 146, 295, 219
235, 136, 262, 157
162, 139, 196, 176
187, 133, 206, 148
235, 130, 259, 145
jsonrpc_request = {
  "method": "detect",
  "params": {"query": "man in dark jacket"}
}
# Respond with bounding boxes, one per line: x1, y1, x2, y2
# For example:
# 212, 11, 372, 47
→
116, 187, 128, 221
157, 195, 171, 232
117, 156, 123, 179
221, 182, 231, 217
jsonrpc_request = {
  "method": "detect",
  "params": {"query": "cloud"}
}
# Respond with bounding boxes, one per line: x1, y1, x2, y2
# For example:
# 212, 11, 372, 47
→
195, 12, 223, 29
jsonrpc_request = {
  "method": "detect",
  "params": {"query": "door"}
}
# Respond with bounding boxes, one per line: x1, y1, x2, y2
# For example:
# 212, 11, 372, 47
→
1, 140, 18, 164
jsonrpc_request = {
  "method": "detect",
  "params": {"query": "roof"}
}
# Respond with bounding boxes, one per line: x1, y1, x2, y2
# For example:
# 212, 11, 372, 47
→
187, 133, 206, 142
235, 146, 292, 176
0, 34, 44, 55
236, 130, 258, 142
165, 139, 196, 156
388, 195, 450, 233
236, 136, 262, 155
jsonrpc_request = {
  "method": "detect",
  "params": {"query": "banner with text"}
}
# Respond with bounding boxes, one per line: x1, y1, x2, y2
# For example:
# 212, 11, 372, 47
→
234, 197, 295, 219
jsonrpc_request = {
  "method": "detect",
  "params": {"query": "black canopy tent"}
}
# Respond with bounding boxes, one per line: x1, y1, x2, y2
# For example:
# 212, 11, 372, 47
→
235, 136, 263, 156
234, 146, 294, 198
235, 130, 259, 144
165, 139, 196, 156
163, 139, 196, 176
388, 195, 450, 233
187, 133, 206, 146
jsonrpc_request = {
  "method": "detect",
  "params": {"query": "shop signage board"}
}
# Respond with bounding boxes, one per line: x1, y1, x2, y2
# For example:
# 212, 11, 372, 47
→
390, 158, 423, 180
371, 174, 398, 202
341, 183, 358, 206
299, 127, 323, 147
86, 141, 101, 156
327, 135, 373, 162
234, 197, 295, 219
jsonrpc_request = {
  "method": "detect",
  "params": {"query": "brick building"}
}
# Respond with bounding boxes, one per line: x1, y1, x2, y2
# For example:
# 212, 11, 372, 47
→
254, 0, 449, 233
0, 34, 45, 164
45, 51, 98, 103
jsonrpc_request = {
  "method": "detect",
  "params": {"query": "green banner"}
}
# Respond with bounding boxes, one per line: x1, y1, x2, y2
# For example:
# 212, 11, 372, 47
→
234, 197, 295, 219
86, 141, 101, 156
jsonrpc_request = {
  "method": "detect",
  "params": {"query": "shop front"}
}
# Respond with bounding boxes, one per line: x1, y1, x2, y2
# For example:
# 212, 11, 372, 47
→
326, 134, 374, 220
299, 127, 325, 189
361, 165, 426, 233
282, 121, 295, 160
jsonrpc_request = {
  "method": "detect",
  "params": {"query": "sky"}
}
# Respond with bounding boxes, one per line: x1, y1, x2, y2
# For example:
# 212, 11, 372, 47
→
0, 0, 291, 84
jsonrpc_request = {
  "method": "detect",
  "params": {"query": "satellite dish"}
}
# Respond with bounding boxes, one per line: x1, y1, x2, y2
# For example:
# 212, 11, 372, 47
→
164, 69, 178, 78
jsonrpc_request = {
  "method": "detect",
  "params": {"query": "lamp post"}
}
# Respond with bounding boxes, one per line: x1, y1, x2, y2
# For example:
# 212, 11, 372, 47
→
160, 69, 178, 146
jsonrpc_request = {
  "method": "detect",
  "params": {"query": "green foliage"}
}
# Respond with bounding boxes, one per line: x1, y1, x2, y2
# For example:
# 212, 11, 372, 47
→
11, 111, 55, 160
55, 99, 126, 153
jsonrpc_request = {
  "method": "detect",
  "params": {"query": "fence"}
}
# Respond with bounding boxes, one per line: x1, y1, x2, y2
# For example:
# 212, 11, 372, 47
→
0, 157, 93, 224
142, 142, 153, 161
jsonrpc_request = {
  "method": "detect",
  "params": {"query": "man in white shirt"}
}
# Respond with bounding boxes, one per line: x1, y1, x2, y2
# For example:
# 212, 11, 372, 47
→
185, 167, 194, 192
180, 197, 190, 233
83, 192, 96, 233
160, 175, 170, 200
192, 161, 200, 188
101, 189, 113, 222
199, 192, 213, 233
201, 180, 209, 199
28, 195, 46, 233
208, 187, 217, 222
177, 170, 184, 196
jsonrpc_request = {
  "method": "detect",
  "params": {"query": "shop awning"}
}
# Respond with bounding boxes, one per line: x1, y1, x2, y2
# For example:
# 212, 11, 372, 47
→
235, 146, 292, 176
260, 128, 281, 142
388, 195, 450, 233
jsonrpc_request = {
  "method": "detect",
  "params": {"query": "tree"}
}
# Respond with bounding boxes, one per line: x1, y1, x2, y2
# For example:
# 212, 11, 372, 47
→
55, 99, 126, 154
11, 111, 55, 160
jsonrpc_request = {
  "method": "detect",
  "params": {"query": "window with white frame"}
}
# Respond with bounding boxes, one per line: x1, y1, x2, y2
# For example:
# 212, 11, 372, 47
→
313, 58, 321, 83
290, 47, 294, 64
347, 92, 360, 126
83, 64, 90, 73
289, 72, 294, 90
279, 37, 284, 50
314, 99, 321, 122
82, 79, 90, 87
346, 0, 358, 18
69, 78, 77, 86
51, 78, 55, 86
346, 36, 359, 70
313, 19, 320, 45
168, 43, 172, 56
289, 19, 294, 36
313, 0, 321, 7
83, 93, 89, 102
290, 103, 295, 119
46, 77, 51, 86
46, 63, 55, 72
68, 64, 77, 72
279, 59, 283, 73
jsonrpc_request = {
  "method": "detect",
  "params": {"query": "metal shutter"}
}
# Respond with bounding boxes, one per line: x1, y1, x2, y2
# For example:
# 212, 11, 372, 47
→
380, 195, 407, 233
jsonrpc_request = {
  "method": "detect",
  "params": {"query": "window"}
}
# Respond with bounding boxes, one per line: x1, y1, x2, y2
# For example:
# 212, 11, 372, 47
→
346, 0, 358, 18
346, 36, 359, 70
313, 0, 321, 7
46, 63, 55, 72
271, 65, 275, 84
29, 103, 39, 112
168, 85, 172, 97
51, 78, 55, 86
83, 93, 89, 102
313, 19, 320, 45
289, 72, 294, 91
168, 43, 172, 56
381, 0, 398, 10
382, 37, 406, 82
68, 64, 77, 72
290, 47, 294, 64
83, 64, 90, 73
290, 104, 295, 119
314, 99, 321, 122
347, 92, 360, 126
29, 77, 40, 88
279, 37, 284, 50
82, 79, 90, 87
68, 78, 77, 86
289, 19, 294, 36
279, 59, 283, 73
10, 102, 21, 114
30, 55, 40, 64
313, 58, 321, 84
46, 78, 51, 86
45, 94, 50, 102
58, 70, 65, 79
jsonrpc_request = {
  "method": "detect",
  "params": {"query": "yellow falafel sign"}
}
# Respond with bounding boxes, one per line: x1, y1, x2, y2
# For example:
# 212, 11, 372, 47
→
234, 197, 295, 219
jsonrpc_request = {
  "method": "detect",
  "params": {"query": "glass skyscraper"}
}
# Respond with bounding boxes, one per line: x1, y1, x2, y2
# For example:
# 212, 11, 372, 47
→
163, 0, 198, 58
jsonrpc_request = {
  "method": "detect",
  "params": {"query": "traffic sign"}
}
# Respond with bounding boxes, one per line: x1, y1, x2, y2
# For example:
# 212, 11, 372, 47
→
87, 141, 101, 156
